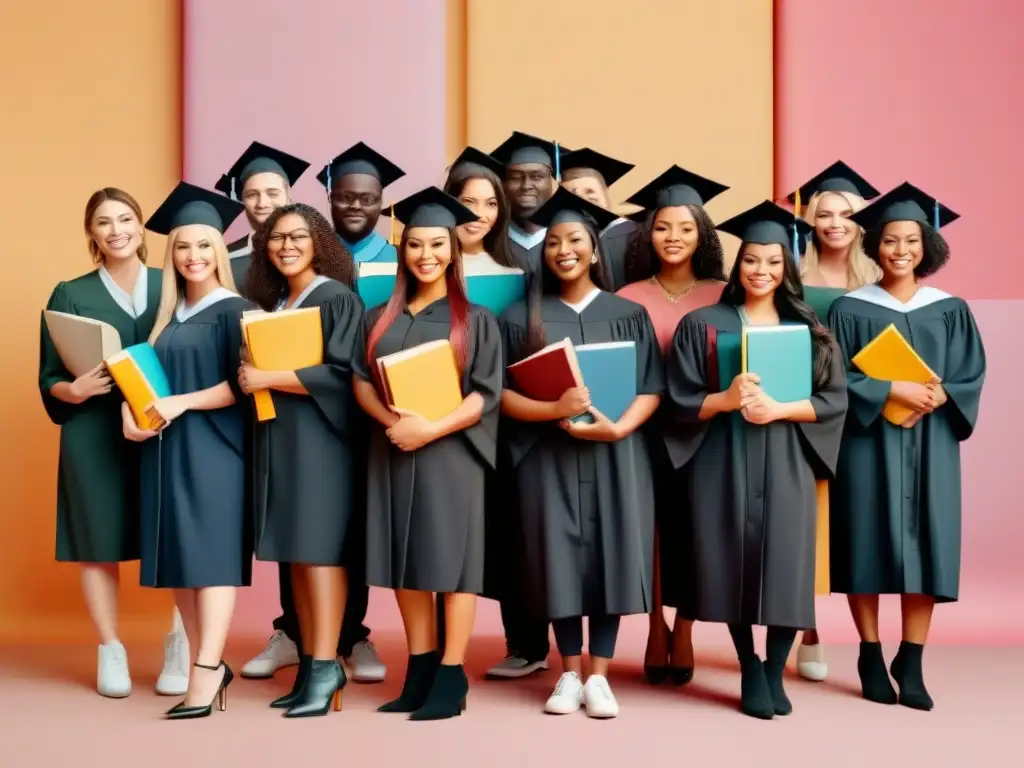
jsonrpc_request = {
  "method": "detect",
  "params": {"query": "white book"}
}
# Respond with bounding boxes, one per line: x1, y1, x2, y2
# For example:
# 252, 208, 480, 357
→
43, 310, 122, 377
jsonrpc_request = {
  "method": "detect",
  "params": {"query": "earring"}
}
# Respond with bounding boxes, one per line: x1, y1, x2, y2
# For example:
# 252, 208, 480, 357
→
591, 254, 598, 264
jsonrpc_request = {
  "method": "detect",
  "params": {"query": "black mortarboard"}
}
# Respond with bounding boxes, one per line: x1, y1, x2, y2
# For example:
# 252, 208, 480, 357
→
625, 165, 729, 209
316, 142, 405, 190
559, 148, 634, 187
716, 200, 812, 251
213, 141, 310, 199
449, 146, 505, 178
145, 181, 245, 236
391, 186, 478, 229
786, 160, 880, 205
528, 186, 618, 231
848, 182, 959, 231
490, 131, 564, 170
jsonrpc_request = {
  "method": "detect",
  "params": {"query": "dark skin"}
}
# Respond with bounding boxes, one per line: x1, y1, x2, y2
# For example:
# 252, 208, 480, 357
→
329, 173, 383, 242
503, 162, 555, 233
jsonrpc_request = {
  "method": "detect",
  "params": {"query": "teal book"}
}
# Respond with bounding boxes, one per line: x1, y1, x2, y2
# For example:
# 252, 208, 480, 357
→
802, 286, 846, 323
742, 325, 812, 402
716, 331, 742, 391
572, 341, 636, 423
356, 262, 397, 309
123, 343, 172, 398
466, 270, 526, 316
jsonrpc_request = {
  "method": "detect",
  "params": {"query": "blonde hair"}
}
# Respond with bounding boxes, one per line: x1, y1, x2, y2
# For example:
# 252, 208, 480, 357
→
800, 190, 880, 289
561, 167, 613, 210
148, 224, 236, 343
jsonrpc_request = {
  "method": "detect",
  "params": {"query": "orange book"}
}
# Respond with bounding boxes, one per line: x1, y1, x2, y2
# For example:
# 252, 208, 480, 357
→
851, 323, 938, 426
376, 339, 463, 422
241, 307, 323, 421
105, 344, 171, 431
815, 479, 830, 595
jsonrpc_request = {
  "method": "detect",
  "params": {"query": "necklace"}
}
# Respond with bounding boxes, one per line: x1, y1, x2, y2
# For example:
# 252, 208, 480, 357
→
651, 275, 697, 304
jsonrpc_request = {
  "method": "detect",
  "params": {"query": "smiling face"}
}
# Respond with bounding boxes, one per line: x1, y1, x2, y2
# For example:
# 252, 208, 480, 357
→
563, 173, 610, 209
455, 177, 499, 251
877, 220, 924, 281
504, 163, 554, 220
543, 221, 594, 284
241, 171, 289, 229
266, 212, 315, 280
403, 226, 452, 287
90, 200, 143, 263
171, 224, 219, 285
329, 173, 383, 241
651, 205, 699, 268
812, 191, 859, 253
737, 242, 785, 299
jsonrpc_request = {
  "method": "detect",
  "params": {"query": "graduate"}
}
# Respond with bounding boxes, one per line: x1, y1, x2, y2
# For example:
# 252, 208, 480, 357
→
615, 165, 728, 687
499, 188, 664, 719
214, 141, 311, 295
38, 188, 189, 699
124, 182, 250, 719
559, 147, 636, 291
351, 187, 503, 721
828, 183, 985, 712
443, 146, 518, 271
238, 203, 363, 717
663, 201, 847, 720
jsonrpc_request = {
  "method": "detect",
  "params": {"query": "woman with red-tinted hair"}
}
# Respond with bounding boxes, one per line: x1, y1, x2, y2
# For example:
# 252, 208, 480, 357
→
352, 187, 503, 721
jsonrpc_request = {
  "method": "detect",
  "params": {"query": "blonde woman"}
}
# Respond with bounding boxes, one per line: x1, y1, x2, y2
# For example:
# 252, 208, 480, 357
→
122, 183, 249, 719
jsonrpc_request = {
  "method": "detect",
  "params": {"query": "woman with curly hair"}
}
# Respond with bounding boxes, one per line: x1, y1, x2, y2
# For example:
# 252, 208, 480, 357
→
238, 203, 363, 717
828, 184, 985, 712
615, 166, 728, 688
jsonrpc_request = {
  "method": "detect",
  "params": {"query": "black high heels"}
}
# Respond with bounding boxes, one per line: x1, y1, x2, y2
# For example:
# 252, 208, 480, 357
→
285, 659, 346, 718
165, 661, 233, 720
644, 622, 672, 685
271, 654, 311, 709
409, 663, 469, 721
378, 651, 440, 713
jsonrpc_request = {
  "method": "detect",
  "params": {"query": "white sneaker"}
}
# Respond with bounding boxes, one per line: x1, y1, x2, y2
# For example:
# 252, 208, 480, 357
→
486, 655, 549, 679
240, 630, 300, 679
583, 675, 619, 719
97, 640, 132, 698
343, 639, 386, 683
155, 630, 190, 695
544, 672, 584, 714
796, 642, 828, 682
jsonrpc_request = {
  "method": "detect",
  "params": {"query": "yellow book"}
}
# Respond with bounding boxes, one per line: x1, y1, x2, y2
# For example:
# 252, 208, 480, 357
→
815, 479, 830, 595
851, 323, 937, 426
104, 344, 171, 431
376, 339, 463, 422
241, 307, 323, 421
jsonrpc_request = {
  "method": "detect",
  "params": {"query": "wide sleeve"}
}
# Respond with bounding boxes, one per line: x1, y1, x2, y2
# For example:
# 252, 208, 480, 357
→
461, 308, 503, 469
350, 306, 382, 384
38, 282, 75, 426
795, 339, 849, 479
496, 308, 538, 468
295, 291, 364, 436
218, 300, 246, 402
828, 303, 891, 430
940, 301, 986, 441
632, 307, 665, 395
661, 312, 713, 470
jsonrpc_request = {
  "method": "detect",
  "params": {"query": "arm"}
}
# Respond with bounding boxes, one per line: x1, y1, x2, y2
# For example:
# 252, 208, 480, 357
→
354, 375, 399, 428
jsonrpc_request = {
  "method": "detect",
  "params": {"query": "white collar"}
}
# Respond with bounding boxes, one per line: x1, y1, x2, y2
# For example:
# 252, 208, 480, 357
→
230, 233, 253, 259
561, 287, 602, 314
175, 286, 236, 322
276, 275, 331, 311
846, 283, 952, 313
99, 262, 148, 319
508, 223, 546, 251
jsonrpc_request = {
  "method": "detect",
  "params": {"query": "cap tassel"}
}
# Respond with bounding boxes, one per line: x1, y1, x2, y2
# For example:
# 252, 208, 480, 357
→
389, 204, 395, 246
933, 200, 940, 229
230, 177, 237, 202
326, 165, 332, 192
554, 141, 561, 182
792, 188, 802, 263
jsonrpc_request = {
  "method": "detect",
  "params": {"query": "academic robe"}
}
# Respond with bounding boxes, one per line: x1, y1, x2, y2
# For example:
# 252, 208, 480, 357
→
227, 235, 253, 297
827, 285, 986, 602
663, 303, 847, 629
352, 299, 503, 594
507, 226, 545, 285
38, 267, 162, 562
252, 278, 365, 566
345, 230, 397, 264
599, 218, 638, 292
499, 292, 664, 619
139, 289, 250, 588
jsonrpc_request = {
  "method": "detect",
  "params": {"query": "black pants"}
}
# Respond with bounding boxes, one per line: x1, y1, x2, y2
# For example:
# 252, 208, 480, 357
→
272, 564, 370, 658
552, 615, 620, 659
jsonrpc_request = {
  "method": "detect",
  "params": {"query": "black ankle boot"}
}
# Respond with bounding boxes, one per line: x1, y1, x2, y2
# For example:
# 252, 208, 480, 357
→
858, 641, 897, 705
762, 661, 791, 716
409, 663, 469, 721
738, 657, 775, 720
890, 641, 933, 711
271, 655, 311, 709
284, 659, 346, 718
378, 651, 440, 713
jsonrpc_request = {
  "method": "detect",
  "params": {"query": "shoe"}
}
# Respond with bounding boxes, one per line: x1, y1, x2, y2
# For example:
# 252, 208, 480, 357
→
270, 654, 311, 709
240, 630, 299, 679
890, 641, 934, 711
543, 672, 584, 715
485, 654, 549, 679
378, 651, 440, 713
284, 659, 346, 718
409, 663, 469, 721
668, 666, 695, 686
796, 642, 828, 682
97, 640, 132, 698
738, 657, 775, 720
857, 641, 898, 705
165, 662, 233, 719
582, 675, 619, 719
344, 639, 386, 683
644, 622, 671, 685
763, 659, 792, 716
155, 630, 190, 696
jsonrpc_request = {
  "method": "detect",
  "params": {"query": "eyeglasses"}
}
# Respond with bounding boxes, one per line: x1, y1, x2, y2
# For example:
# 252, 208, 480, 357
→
267, 231, 311, 245
329, 192, 382, 207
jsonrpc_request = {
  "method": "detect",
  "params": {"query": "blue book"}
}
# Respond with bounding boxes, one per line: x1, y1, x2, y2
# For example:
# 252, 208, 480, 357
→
716, 331, 742, 391
466, 270, 526, 316
355, 262, 397, 309
742, 325, 812, 402
572, 341, 636, 423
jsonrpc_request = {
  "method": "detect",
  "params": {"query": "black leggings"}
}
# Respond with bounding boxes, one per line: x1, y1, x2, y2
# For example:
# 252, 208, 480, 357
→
552, 615, 621, 659
728, 624, 797, 665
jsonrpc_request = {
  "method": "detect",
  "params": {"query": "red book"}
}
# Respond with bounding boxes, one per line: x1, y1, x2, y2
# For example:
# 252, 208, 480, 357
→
507, 337, 582, 402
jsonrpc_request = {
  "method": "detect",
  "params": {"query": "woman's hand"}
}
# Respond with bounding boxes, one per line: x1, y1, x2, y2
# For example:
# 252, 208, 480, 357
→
122, 401, 159, 442
741, 390, 784, 425
927, 378, 948, 408
724, 373, 761, 412
69, 364, 113, 404
889, 381, 936, 413
386, 407, 439, 451
556, 386, 591, 420
559, 407, 622, 442
147, 395, 189, 427
238, 362, 276, 394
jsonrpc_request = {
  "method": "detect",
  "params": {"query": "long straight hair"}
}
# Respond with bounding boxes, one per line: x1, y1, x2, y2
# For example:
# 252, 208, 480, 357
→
443, 163, 516, 269
84, 187, 149, 265
800, 190, 880, 289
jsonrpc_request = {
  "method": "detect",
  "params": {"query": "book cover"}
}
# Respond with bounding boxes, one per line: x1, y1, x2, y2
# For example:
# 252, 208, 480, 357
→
573, 341, 637, 423
802, 286, 847, 323
506, 338, 582, 403
356, 262, 398, 309
377, 339, 463, 422
716, 331, 742, 391
241, 307, 323, 421
465, 271, 526, 316
105, 343, 171, 431
742, 325, 812, 403
44, 310, 123, 377
851, 323, 937, 426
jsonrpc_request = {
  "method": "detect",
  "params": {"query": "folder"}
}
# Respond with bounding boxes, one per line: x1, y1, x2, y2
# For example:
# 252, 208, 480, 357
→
802, 286, 847, 323
105, 343, 171, 431
376, 339, 463, 422
851, 323, 937, 426
241, 307, 323, 421
742, 325, 812, 403
465, 268, 526, 316
507, 338, 582, 402
573, 341, 637, 423
44, 310, 122, 377
356, 262, 398, 309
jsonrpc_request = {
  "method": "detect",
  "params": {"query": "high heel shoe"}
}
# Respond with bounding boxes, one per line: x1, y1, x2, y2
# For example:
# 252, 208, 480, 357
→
890, 641, 933, 711
668, 666, 694, 686
284, 659, 346, 718
409, 663, 469, 721
644, 623, 672, 685
165, 662, 233, 720
271, 654, 311, 709
378, 651, 440, 713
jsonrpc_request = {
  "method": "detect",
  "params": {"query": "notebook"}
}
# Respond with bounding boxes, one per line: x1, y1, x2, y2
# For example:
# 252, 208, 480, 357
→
573, 341, 637, 423
376, 339, 463, 422
355, 261, 398, 309
105, 343, 171, 431
742, 325, 812, 403
241, 307, 323, 421
506, 338, 582, 403
44, 310, 122, 377
465, 269, 526, 316
851, 323, 937, 426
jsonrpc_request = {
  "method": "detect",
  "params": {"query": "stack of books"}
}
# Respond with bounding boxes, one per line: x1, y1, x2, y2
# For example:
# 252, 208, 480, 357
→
241, 307, 324, 421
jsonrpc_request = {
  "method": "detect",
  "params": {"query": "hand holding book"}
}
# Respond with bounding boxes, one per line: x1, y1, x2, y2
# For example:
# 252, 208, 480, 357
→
67, 363, 114, 404
559, 406, 621, 442
122, 401, 161, 442
386, 407, 441, 452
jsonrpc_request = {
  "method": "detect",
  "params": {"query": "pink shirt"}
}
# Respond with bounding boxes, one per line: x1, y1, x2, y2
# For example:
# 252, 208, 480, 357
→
616, 279, 725, 353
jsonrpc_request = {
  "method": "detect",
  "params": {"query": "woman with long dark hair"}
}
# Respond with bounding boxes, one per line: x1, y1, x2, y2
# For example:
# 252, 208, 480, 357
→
351, 187, 503, 721
444, 147, 517, 270
663, 201, 847, 720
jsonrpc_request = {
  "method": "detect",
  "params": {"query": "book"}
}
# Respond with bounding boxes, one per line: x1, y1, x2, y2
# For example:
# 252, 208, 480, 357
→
506, 338, 582, 403
376, 339, 463, 422
851, 323, 938, 426
716, 331, 742, 391
742, 325, 812, 403
43, 310, 123, 377
241, 307, 323, 421
573, 341, 637, 423
105, 343, 171, 431
356, 261, 397, 309
465, 268, 526, 316
802, 286, 847, 323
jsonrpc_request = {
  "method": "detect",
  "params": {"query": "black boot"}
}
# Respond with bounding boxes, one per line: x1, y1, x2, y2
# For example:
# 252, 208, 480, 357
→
378, 651, 440, 713
764, 627, 797, 716
409, 663, 469, 721
284, 659, 346, 718
890, 641, 933, 711
857, 641, 897, 705
270, 654, 311, 709
738, 657, 775, 720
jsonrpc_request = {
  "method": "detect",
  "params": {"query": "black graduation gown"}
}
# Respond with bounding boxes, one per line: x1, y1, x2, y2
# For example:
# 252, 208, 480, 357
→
827, 288, 986, 602
663, 304, 847, 629
140, 293, 250, 588
352, 299, 503, 594
227, 235, 252, 298
253, 280, 365, 566
598, 218, 637, 292
508, 236, 543, 286
499, 292, 664, 619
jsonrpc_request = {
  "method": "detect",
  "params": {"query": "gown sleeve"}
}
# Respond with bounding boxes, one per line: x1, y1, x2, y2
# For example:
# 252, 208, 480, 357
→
38, 282, 75, 426
460, 308, 503, 469
496, 307, 536, 468
294, 291, 364, 436
631, 306, 665, 396
662, 312, 713, 470
795, 338, 849, 479
218, 300, 247, 403
939, 300, 986, 441
828, 302, 892, 430
350, 306, 382, 383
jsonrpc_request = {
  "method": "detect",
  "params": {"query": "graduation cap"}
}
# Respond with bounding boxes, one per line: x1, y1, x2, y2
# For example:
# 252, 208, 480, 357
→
625, 165, 729, 210
716, 200, 812, 259
528, 186, 619, 231
559, 148, 634, 187
316, 142, 405, 191
449, 145, 505, 178
786, 160, 881, 209
490, 131, 565, 172
145, 181, 245, 236
213, 141, 310, 200
391, 186, 478, 229
848, 182, 959, 231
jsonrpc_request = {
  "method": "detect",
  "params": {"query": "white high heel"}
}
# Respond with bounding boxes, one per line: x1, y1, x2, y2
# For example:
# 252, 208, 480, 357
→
796, 642, 828, 681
